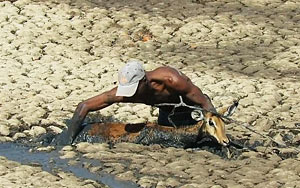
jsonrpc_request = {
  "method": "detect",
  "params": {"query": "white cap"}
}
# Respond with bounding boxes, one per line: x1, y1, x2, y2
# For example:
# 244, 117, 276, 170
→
116, 60, 145, 97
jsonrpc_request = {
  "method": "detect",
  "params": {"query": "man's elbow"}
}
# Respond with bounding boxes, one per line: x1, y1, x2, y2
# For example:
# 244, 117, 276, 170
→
76, 101, 89, 115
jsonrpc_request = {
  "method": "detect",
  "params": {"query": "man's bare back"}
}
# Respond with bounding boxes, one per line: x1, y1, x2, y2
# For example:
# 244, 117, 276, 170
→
52, 60, 216, 145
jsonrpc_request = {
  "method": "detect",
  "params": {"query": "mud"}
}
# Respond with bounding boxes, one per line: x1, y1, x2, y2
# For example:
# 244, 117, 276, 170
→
0, 142, 139, 188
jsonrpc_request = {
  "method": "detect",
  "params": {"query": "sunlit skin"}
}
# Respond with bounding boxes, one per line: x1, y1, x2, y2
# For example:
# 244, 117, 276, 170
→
53, 66, 217, 145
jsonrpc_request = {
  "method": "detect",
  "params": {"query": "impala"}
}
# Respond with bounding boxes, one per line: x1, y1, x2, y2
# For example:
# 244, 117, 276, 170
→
73, 101, 239, 148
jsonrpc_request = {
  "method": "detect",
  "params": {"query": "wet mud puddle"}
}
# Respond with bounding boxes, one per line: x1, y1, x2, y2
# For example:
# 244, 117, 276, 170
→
0, 142, 139, 188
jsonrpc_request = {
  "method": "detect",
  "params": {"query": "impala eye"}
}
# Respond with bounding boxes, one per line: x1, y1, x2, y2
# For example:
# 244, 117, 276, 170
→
209, 120, 215, 127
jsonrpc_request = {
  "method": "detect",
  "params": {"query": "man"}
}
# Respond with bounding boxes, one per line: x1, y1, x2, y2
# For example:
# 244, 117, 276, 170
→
53, 60, 216, 145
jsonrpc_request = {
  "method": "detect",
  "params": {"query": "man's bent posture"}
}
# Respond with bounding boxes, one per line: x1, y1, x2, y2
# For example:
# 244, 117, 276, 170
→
54, 60, 216, 145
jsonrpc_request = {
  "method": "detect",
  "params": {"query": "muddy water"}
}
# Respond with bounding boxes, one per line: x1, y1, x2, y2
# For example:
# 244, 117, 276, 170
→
0, 142, 139, 188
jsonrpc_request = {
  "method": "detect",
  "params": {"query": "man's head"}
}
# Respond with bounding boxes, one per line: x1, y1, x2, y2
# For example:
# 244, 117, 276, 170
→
116, 60, 145, 97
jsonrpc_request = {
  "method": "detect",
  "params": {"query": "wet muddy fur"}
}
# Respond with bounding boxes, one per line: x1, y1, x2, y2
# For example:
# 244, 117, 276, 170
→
73, 122, 205, 148
72, 101, 240, 148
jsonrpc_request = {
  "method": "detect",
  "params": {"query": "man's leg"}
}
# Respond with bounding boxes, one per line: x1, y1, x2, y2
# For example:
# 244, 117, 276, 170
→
157, 109, 173, 126
158, 109, 197, 127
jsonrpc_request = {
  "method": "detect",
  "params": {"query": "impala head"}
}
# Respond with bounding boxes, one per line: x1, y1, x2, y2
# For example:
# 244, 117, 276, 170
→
191, 101, 239, 146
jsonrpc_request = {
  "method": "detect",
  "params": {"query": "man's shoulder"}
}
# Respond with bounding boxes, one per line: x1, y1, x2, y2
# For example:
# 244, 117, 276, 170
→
151, 66, 191, 87
153, 66, 180, 75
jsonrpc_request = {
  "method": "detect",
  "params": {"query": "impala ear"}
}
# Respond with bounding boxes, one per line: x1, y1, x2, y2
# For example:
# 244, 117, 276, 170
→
224, 100, 239, 117
191, 110, 204, 121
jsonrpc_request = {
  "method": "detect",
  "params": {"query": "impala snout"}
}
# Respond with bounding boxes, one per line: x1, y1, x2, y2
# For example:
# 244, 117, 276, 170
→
221, 138, 230, 147
212, 133, 229, 146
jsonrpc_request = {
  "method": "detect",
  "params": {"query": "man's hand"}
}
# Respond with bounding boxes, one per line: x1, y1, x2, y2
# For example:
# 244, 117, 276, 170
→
50, 120, 83, 146
50, 128, 74, 146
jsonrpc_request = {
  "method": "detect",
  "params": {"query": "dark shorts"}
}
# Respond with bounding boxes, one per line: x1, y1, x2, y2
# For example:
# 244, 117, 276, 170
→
157, 109, 198, 127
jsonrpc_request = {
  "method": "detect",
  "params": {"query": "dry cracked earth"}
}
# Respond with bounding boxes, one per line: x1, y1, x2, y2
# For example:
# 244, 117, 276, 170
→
0, 0, 300, 187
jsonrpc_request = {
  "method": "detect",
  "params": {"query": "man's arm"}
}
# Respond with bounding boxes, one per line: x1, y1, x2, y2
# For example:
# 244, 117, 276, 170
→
185, 86, 216, 113
164, 70, 216, 113
53, 87, 123, 145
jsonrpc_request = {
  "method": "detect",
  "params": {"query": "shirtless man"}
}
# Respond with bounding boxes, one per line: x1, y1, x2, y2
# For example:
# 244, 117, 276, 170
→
53, 60, 216, 145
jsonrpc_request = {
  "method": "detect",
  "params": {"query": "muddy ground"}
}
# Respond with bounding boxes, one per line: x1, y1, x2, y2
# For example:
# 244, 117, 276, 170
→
0, 0, 300, 187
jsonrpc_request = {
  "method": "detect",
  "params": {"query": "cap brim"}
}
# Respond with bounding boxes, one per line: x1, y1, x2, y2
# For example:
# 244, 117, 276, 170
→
116, 82, 139, 97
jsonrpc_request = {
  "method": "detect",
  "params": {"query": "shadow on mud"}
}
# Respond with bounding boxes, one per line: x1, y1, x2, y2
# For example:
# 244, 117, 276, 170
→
188, 134, 299, 160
